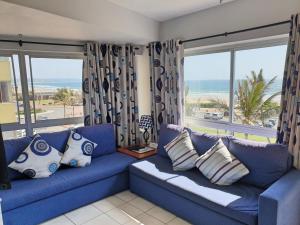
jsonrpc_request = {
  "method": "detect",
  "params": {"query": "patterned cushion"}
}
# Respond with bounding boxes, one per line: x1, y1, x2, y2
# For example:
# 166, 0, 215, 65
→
164, 130, 198, 171
195, 139, 249, 185
61, 131, 98, 167
8, 135, 62, 178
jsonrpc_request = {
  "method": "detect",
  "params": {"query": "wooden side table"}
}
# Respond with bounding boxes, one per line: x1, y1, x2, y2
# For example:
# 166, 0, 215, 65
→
118, 146, 156, 159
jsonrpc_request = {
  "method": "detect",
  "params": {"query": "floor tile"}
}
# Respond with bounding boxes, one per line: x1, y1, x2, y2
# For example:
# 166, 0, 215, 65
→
115, 190, 137, 202
83, 214, 119, 225
107, 195, 126, 206
146, 206, 176, 223
124, 219, 143, 225
93, 196, 124, 212
39, 215, 74, 225
167, 217, 193, 225
118, 203, 143, 217
135, 213, 164, 225
129, 197, 155, 212
65, 205, 102, 225
106, 207, 138, 224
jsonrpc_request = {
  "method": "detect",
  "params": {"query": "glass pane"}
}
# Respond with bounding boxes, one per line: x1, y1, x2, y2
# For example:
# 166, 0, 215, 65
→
234, 132, 276, 143
0, 55, 23, 124
185, 122, 229, 136
27, 57, 84, 121
234, 45, 287, 129
3, 129, 26, 140
184, 52, 231, 130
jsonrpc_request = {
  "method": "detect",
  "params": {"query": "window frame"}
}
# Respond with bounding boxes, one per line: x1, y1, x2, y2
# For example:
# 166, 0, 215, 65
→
0, 49, 84, 137
184, 36, 288, 138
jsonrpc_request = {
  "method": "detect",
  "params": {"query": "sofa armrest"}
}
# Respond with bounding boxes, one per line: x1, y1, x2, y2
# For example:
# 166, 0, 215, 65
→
259, 169, 300, 225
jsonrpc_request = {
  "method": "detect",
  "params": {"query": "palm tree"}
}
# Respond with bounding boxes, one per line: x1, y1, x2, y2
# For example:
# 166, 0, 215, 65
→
53, 88, 75, 118
235, 69, 280, 126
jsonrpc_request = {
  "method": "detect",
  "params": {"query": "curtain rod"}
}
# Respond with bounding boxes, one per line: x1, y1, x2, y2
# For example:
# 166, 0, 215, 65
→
179, 20, 291, 44
0, 39, 84, 47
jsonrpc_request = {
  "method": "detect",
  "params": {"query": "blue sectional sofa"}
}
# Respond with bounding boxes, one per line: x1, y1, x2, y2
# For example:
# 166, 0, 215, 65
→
129, 124, 300, 225
0, 124, 136, 225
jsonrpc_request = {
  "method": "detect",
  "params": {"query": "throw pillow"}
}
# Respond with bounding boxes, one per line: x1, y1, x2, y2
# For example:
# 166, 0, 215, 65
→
195, 139, 249, 185
60, 131, 97, 167
9, 135, 62, 178
164, 130, 198, 171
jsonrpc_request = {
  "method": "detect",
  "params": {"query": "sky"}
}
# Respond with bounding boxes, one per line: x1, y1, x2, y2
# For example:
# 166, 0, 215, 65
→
7, 44, 287, 82
29, 58, 83, 80
185, 45, 287, 80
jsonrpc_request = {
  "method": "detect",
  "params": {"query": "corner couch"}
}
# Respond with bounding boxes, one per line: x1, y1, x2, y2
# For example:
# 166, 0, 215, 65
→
0, 124, 136, 225
129, 124, 300, 225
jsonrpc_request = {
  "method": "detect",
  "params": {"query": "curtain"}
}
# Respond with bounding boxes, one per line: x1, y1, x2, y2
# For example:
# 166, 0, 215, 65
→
277, 14, 300, 168
149, 40, 184, 142
83, 43, 140, 147
0, 125, 11, 189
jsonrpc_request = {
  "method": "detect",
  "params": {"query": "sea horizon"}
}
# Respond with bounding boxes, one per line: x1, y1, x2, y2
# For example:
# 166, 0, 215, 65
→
16, 78, 283, 96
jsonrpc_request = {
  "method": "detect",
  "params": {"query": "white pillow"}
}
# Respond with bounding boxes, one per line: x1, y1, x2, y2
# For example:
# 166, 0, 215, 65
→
164, 130, 198, 171
9, 135, 62, 178
195, 139, 249, 185
60, 131, 97, 167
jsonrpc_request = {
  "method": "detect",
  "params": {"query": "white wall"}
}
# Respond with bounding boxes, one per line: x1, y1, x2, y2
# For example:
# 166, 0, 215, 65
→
160, 0, 300, 49
136, 48, 151, 117
0, 0, 159, 44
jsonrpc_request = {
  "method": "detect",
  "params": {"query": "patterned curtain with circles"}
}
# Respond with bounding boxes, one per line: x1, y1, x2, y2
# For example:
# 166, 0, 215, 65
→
82, 43, 140, 147
277, 14, 300, 168
149, 40, 184, 142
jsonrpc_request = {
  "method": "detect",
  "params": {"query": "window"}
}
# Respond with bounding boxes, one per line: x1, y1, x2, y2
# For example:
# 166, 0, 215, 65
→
0, 55, 23, 125
26, 56, 83, 122
184, 39, 287, 143
1, 51, 84, 140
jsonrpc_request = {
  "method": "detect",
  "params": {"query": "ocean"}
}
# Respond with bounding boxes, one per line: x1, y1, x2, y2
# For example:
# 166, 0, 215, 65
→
185, 80, 283, 97
32, 79, 82, 90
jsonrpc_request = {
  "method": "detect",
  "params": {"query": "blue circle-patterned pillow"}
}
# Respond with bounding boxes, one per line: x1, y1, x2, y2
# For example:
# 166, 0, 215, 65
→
81, 141, 94, 156
23, 169, 36, 178
48, 162, 59, 173
8, 135, 62, 179
60, 131, 97, 167
15, 152, 28, 164
72, 132, 83, 141
70, 159, 78, 167
30, 137, 52, 156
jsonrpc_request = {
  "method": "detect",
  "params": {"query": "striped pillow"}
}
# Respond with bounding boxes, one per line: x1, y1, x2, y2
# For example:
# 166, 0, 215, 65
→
164, 130, 198, 171
195, 139, 249, 185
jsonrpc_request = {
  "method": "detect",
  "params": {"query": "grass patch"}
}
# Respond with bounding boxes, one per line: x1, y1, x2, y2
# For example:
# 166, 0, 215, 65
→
189, 126, 275, 143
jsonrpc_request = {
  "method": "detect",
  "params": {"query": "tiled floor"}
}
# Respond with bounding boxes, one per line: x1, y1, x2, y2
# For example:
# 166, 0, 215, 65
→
40, 190, 191, 225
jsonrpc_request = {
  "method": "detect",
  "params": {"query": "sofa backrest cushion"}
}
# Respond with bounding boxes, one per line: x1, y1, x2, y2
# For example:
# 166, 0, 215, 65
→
76, 124, 116, 157
157, 124, 191, 158
229, 138, 292, 188
4, 136, 32, 180
191, 131, 231, 156
39, 130, 70, 153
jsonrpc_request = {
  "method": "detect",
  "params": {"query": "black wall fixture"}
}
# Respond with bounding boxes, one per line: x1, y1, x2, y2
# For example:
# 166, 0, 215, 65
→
0, 125, 11, 190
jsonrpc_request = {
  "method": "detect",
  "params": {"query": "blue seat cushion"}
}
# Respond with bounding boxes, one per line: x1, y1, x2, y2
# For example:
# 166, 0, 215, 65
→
190, 131, 231, 156
229, 138, 292, 188
76, 124, 116, 157
130, 155, 262, 225
4, 136, 32, 180
157, 124, 191, 158
0, 152, 136, 212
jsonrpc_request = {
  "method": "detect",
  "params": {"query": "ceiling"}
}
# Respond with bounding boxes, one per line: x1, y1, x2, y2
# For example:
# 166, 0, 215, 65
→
107, 0, 237, 21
